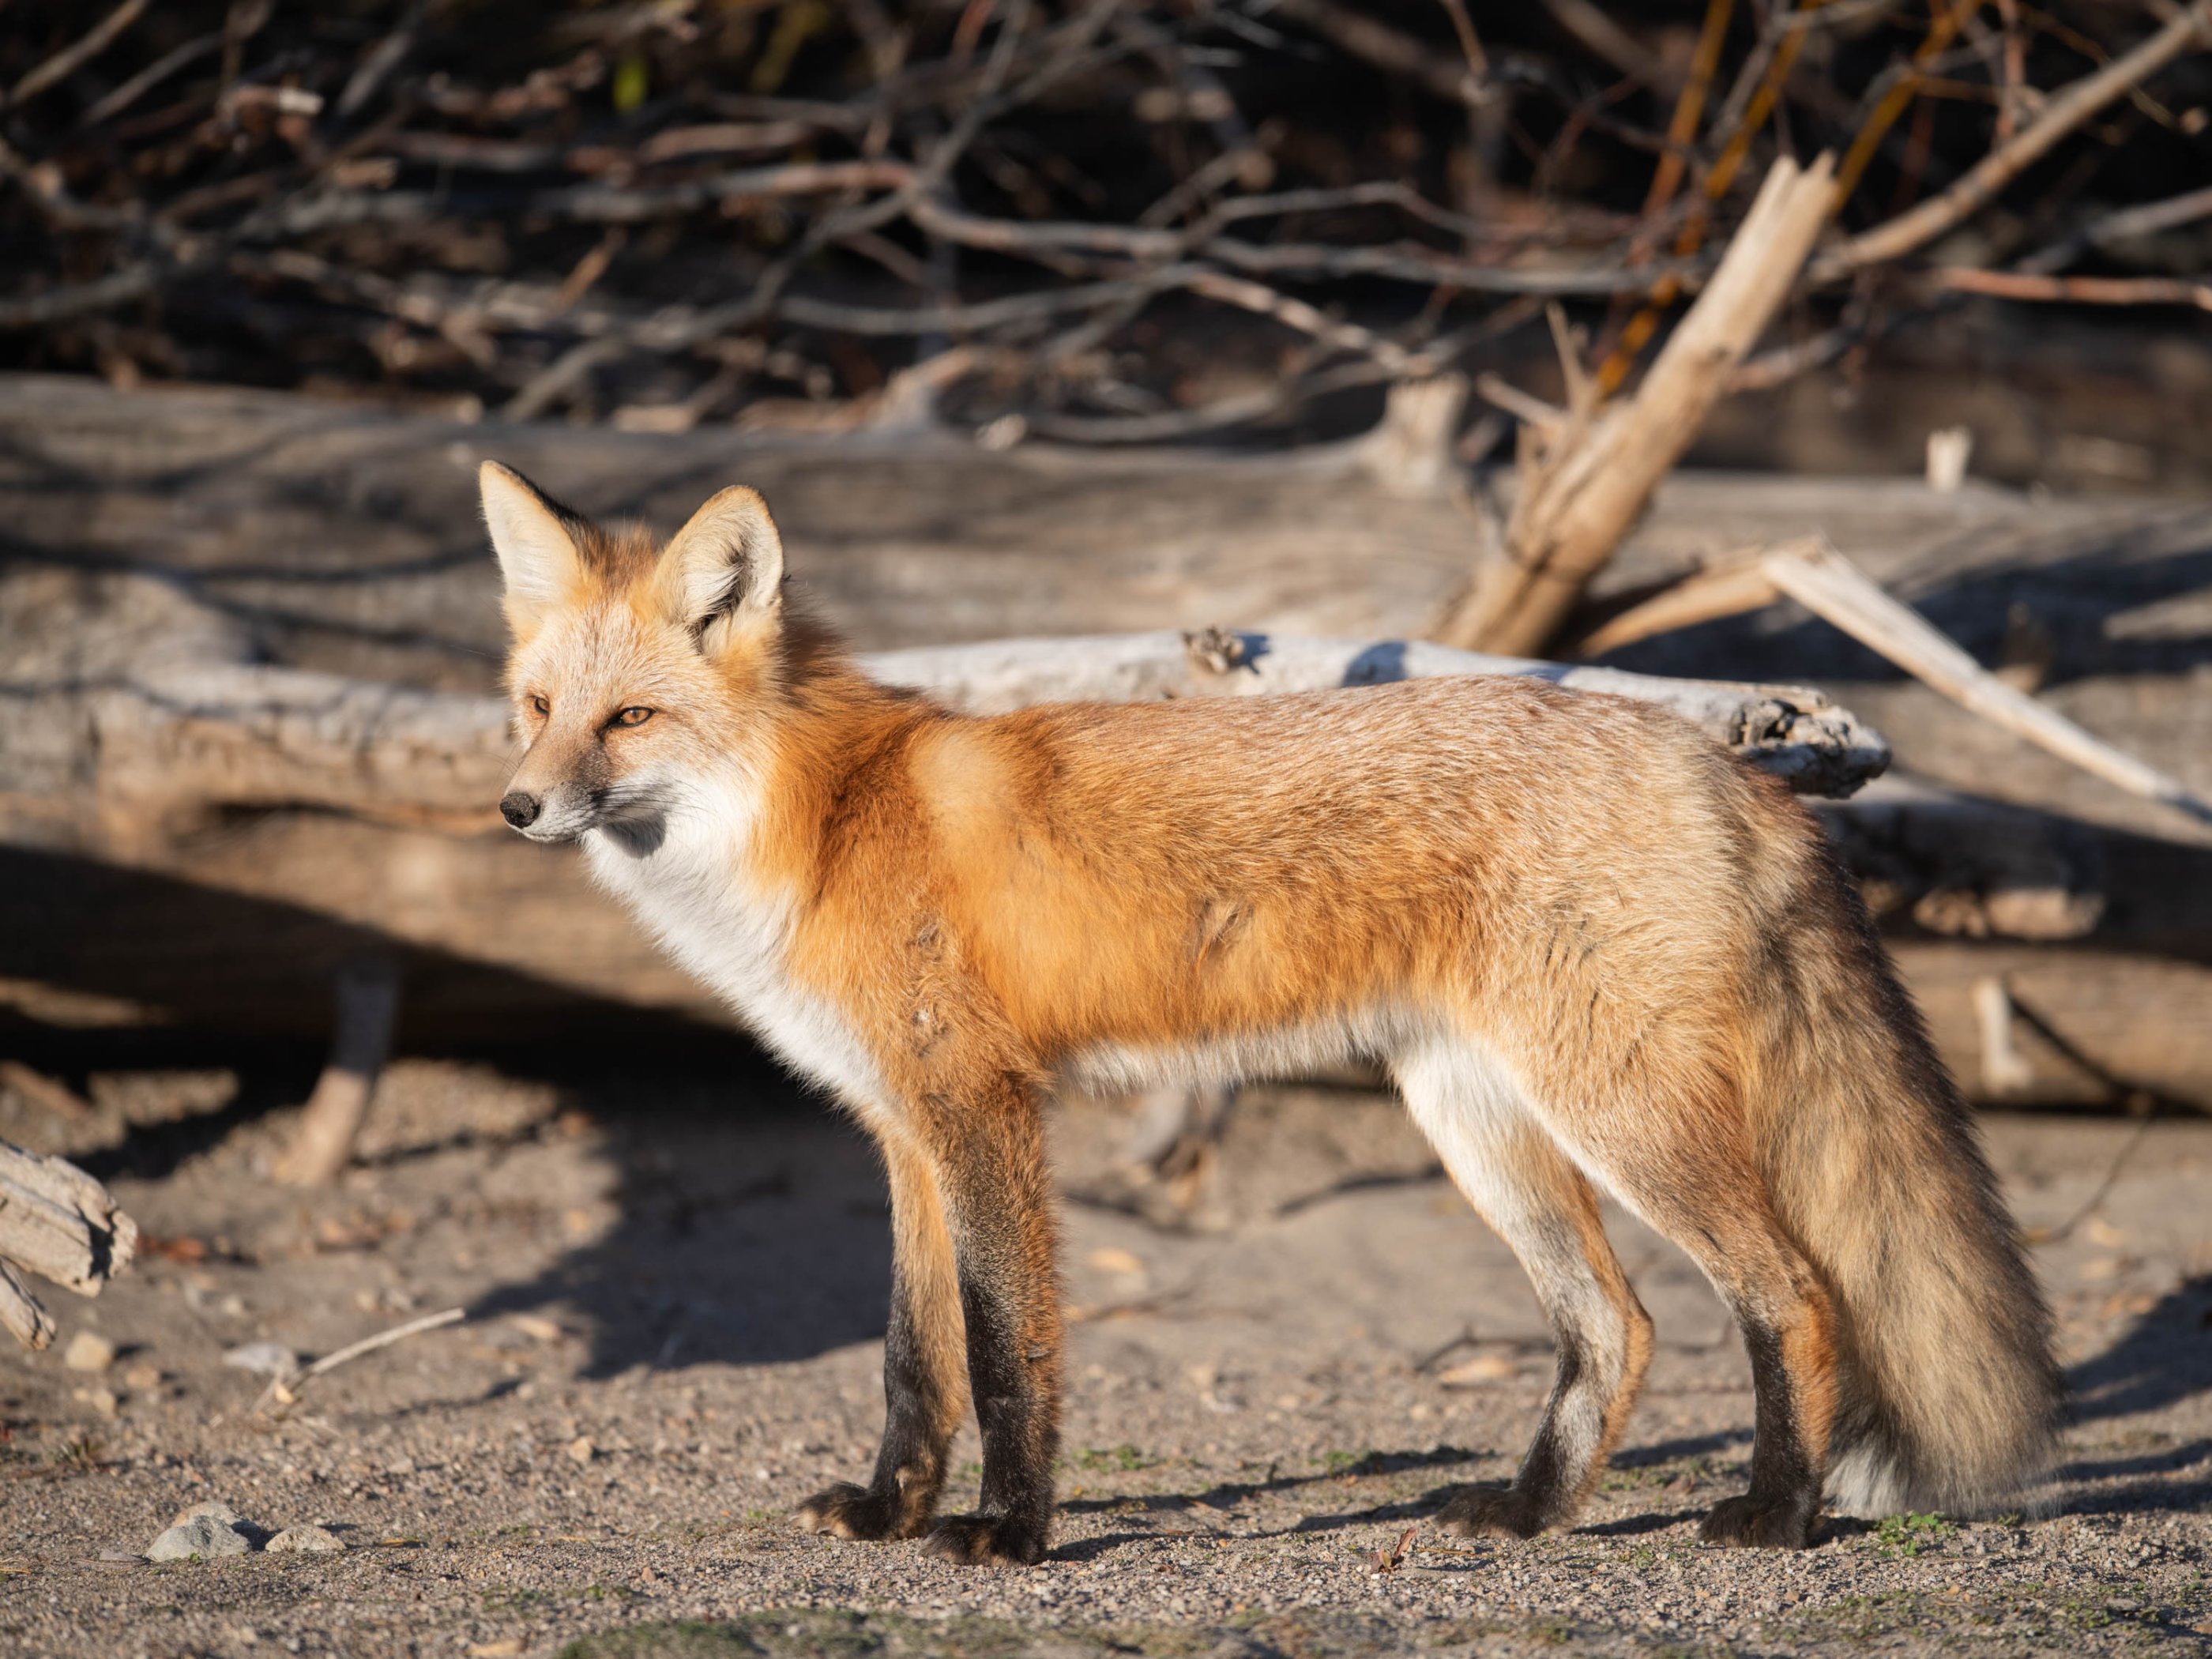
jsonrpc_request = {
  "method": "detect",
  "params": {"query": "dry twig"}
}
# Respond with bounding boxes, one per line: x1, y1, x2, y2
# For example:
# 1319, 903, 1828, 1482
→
253, 1307, 467, 1416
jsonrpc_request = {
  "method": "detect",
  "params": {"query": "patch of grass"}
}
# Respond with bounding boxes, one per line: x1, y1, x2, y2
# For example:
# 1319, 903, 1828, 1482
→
1868, 1510, 1955, 1559
1074, 1443, 1157, 1473
561, 1609, 1071, 1659
46, 1434, 102, 1473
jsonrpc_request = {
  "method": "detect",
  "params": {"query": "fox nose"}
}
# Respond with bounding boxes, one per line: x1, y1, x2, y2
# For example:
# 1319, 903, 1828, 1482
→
500, 792, 541, 830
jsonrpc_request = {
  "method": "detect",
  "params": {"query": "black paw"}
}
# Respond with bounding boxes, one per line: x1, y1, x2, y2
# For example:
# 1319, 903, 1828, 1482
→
1435, 1483, 1551, 1540
796, 1482, 918, 1542
920, 1512, 1048, 1566
1699, 1493, 1818, 1549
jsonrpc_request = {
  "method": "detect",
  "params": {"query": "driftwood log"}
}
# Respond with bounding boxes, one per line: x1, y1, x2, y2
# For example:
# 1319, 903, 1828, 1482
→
4, 374, 2210, 1108
0, 1142, 137, 1349
1438, 153, 1838, 657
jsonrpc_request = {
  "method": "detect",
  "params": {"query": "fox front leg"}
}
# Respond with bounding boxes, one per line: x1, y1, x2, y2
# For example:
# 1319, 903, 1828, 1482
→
917, 1085, 1063, 1566
798, 1135, 968, 1541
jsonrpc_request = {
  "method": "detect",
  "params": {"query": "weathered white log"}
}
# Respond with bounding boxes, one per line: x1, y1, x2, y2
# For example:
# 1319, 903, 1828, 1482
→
868, 630, 1888, 796
21, 619, 1889, 842
0, 1142, 138, 1351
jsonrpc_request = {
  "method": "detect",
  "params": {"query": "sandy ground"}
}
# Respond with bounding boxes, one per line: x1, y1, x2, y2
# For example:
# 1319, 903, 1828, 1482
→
0, 1051, 2206, 1659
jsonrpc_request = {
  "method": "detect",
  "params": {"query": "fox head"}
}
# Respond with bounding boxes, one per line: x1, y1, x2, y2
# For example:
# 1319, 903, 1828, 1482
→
482, 462, 788, 848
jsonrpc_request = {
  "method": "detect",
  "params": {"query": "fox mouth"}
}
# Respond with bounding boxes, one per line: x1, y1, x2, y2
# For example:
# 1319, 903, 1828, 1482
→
499, 785, 668, 852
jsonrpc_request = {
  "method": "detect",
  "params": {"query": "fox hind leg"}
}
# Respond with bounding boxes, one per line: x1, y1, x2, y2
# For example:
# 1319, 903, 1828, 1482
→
1395, 1040, 1654, 1538
1532, 1101, 1841, 1548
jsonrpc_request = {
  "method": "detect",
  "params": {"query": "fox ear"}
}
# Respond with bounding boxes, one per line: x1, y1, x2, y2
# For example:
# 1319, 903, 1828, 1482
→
480, 461, 583, 633
656, 486, 784, 649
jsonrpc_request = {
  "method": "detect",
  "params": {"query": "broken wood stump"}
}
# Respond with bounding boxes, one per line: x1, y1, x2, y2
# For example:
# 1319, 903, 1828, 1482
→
0, 1143, 137, 1350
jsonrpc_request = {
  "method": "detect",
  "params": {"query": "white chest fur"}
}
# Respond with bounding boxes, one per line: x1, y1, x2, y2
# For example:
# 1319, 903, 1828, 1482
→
581, 793, 890, 1119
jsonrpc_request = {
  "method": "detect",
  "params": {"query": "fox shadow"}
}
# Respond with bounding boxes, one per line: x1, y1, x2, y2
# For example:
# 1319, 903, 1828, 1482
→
465, 1053, 899, 1374
2, 845, 895, 1373
2068, 1274, 2212, 1425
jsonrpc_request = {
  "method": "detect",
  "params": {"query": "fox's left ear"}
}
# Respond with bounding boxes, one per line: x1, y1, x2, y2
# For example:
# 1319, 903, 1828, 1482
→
655, 486, 784, 652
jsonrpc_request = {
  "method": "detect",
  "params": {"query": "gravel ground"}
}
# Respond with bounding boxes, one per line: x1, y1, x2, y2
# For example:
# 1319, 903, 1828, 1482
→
0, 1053, 2205, 1658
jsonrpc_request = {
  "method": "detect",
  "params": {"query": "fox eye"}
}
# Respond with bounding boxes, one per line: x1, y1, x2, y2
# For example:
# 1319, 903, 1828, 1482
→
529, 695, 549, 717
613, 706, 654, 728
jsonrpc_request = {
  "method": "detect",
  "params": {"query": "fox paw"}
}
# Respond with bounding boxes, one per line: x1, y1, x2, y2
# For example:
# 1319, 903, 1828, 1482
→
1699, 1494, 1818, 1549
1435, 1484, 1549, 1540
797, 1482, 917, 1542
920, 1512, 1047, 1566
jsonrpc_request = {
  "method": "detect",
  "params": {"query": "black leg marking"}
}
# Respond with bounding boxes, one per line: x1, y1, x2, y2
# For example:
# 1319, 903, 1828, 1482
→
800, 1146, 963, 1543
1701, 1320, 1823, 1548
1438, 1328, 1588, 1539
919, 1105, 1060, 1568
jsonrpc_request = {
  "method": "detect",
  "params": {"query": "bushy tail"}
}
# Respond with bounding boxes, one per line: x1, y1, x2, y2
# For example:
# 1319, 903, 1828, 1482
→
1762, 848, 2061, 1519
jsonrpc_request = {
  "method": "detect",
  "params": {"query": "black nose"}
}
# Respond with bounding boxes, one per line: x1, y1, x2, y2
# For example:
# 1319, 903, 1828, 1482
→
501, 792, 540, 829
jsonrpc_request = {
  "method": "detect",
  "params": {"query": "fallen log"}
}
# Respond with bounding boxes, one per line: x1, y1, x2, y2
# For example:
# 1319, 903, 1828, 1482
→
0, 1143, 137, 1350
2, 577, 1890, 842
5, 375, 2210, 1106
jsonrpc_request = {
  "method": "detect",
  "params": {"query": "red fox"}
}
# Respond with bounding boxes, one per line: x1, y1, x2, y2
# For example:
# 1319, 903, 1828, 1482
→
483, 463, 2058, 1564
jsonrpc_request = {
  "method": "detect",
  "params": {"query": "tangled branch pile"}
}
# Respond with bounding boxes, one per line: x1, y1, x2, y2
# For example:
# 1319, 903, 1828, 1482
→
2, 0, 2208, 440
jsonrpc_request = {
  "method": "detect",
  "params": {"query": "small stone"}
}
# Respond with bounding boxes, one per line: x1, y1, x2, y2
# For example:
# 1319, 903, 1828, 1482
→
146, 1514, 251, 1562
62, 1332, 115, 1372
171, 1499, 244, 1529
72, 1386, 118, 1419
566, 1435, 595, 1465
222, 1341, 297, 1378
97, 1548, 143, 1563
265, 1525, 343, 1555
123, 1364, 162, 1391
509, 1313, 562, 1343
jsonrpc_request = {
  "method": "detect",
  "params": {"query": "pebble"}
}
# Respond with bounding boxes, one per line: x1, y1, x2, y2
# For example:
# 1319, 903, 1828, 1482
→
146, 1514, 251, 1563
123, 1363, 163, 1391
566, 1435, 596, 1465
71, 1386, 118, 1418
61, 1332, 115, 1372
173, 1500, 245, 1528
265, 1525, 344, 1555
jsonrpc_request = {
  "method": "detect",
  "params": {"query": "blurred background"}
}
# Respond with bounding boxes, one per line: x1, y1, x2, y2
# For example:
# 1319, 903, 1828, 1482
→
3, 0, 2210, 477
